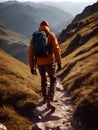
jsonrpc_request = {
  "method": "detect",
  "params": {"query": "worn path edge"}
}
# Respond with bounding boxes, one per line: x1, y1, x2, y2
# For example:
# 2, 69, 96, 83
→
31, 78, 84, 130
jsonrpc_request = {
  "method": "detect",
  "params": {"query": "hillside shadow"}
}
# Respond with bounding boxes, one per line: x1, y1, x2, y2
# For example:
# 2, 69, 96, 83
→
33, 99, 61, 123
62, 33, 81, 58
62, 44, 79, 58
68, 73, 91, 93
60, 62, 76, 80
74, 98, 98, 128
0, 93, 36, 121
62, 27, 98, 58
60, 49, 98, 81
40, 113, 60, 122
74, 42, 98, 57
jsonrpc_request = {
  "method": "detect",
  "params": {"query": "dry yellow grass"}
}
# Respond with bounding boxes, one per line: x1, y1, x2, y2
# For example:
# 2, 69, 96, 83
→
0, 25, 28, 45
59, 12, 98, 127
0, 105, 31, 130
0, 11, 98, 129
0, 49, 41, 129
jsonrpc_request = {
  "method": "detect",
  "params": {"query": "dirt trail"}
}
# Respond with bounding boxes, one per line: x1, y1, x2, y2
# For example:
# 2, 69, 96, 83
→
31, 79, 84, 130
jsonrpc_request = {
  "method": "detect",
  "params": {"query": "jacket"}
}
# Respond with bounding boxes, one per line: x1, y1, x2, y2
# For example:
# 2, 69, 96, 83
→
28, 25, 61, 69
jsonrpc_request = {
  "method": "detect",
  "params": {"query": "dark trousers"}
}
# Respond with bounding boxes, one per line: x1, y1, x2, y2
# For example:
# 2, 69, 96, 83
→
38, 63, 56, 100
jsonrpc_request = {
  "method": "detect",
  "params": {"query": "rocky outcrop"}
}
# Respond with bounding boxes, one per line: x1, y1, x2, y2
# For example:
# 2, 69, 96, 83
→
70, 26, 98, 46
58, 23, 78, 43
79, 27, 98, 45
58, 22, 85, 43
58, 1, 98, 44
58, 30, 74, 43
61, 26, 98, 57
72, 2, 98, 23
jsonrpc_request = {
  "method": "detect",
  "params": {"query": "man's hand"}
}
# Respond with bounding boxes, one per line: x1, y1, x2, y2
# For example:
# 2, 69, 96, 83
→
31, 69, 37, 75
57, 63, 62, 71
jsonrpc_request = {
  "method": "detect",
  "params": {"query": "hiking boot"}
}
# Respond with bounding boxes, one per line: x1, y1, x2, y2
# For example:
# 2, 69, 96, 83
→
47, 96, 54, 106
51, 106, 55, 112
47, 100, 55, 112
47, 100, 51, 108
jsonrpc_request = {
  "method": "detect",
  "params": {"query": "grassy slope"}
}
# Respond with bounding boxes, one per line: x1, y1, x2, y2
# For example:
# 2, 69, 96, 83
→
59, 12, 98, 128
0, 49, 41, 130
0, 24, 28, 45
0, 24, 29, 64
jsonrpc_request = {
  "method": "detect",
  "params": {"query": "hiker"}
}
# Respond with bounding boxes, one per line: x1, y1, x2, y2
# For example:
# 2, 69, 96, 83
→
28, 20, 61, 108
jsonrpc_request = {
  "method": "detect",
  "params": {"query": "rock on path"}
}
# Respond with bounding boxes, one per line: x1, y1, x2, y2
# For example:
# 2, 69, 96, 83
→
30, 79, 84, 130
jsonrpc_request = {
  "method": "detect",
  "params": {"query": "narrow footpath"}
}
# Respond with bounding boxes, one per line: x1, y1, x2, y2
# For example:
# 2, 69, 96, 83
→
31, 79, 84, 130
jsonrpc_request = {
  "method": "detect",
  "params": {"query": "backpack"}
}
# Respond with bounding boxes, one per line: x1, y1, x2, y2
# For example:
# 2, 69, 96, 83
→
32, 31, 52, 57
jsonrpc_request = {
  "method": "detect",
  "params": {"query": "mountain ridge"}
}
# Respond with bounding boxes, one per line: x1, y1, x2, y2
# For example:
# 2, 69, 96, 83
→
0, 1, 73, 37
58, 1, 98, 43
72, 1, 98, 23
41, 0, 97, 16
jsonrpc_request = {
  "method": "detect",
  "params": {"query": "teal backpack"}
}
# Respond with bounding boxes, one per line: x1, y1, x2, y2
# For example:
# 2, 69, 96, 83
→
32, 31, 52, 57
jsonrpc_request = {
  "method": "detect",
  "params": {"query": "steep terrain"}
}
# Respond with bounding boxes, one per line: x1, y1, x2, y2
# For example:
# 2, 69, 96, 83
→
72, 1, 98, 23
0, 49, 41, 130
58, 2, 98, 128
0, 1, 98, 129
58, 1, 98, 43
0, 24, 29, 64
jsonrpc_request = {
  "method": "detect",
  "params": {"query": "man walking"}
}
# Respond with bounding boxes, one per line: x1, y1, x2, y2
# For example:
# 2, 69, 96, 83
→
28, 20, 61, 109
